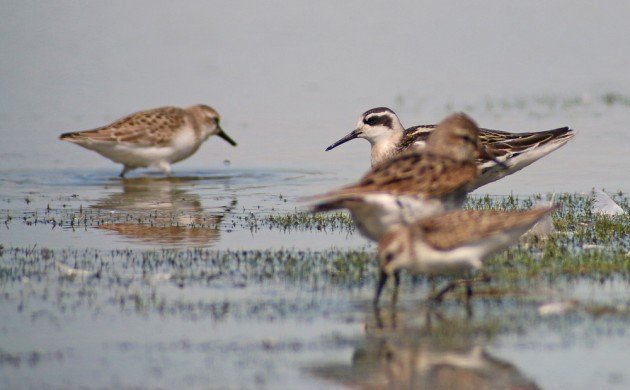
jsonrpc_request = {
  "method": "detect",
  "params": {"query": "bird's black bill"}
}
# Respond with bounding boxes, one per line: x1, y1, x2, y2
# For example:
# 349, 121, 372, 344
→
217, 127, 237, 146
373, 270, 388, 306
479, 146, 508, 169
325, 129, 360, 151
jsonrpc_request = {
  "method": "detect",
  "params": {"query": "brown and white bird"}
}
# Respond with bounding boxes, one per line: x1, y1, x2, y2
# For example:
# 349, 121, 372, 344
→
60, 105, 237, 177
311, 113, 502, 241
325, 107, 574, 189
375, 206, 557, 304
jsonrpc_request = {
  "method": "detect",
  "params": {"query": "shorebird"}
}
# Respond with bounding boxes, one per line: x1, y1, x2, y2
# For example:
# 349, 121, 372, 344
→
60, 105, 237, 177
325, 107, 574, 189
311, 113, 502, 241
374, 206, 556, 304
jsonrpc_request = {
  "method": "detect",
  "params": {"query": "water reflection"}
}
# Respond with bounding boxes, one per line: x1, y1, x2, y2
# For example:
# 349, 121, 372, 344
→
91, 177, 236, 247
314, 304, 538, 389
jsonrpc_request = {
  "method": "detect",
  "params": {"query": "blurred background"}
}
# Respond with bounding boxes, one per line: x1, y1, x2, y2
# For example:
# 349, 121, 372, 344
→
1, 1, 629, 193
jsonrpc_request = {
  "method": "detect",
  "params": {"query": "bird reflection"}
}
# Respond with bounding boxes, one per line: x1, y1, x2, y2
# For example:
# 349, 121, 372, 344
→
91, 177, 236, 246
313, 305, 539, 389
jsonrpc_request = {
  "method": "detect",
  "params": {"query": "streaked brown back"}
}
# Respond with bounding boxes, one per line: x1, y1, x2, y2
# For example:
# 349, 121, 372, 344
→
332, 151, 478, 198
412, 207, 555, 250
60, 106, 188, 146
399, 126, 573, 160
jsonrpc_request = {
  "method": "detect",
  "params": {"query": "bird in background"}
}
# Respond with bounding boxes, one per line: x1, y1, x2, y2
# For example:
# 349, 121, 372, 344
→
60, 104, 237, 178
310, 113, 503, 241
325, 107, 574, 190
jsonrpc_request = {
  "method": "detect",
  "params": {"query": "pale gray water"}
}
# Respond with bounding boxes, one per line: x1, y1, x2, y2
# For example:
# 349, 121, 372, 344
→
1, 1, 630, 389
1, 1, 629, 193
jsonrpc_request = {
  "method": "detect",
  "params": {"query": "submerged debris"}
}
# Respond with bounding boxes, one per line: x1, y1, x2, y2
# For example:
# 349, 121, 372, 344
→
592, 190, 626, 216
538, 300, 579, 316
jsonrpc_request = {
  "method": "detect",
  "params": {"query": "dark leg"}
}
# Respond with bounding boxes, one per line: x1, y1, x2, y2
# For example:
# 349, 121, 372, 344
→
466, 280, 473, 299
373, 270, 388, 306
119, 165, 130, 178
465, 298, 473, 319
432, 281, 458, 302
391, 271, 401, 306
373, 305, 384, 329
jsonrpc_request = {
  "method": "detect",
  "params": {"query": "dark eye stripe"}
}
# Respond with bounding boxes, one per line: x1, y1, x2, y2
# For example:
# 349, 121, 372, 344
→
364, 115, 393, 128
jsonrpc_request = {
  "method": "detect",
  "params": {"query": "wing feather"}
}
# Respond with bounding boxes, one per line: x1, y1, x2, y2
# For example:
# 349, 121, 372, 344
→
60, 106, 188, 146
329, 152, 478, 198
414, 207, 555, 250
399, 125, 573, 162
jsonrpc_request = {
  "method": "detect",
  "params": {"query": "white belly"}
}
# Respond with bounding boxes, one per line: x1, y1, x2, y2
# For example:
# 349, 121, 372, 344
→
408, 225, 533, 276
80, 129, 201, 168
348, 194, 455, 241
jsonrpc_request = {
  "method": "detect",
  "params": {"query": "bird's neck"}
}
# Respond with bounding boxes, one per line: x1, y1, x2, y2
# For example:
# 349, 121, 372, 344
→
370, 134, 402, 166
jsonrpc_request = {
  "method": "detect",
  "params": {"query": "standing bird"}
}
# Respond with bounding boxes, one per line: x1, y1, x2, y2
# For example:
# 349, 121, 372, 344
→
375, 206, 557, 304
59, 105, 237, 177
325, 107, 574, 189
310, 113, 502, 241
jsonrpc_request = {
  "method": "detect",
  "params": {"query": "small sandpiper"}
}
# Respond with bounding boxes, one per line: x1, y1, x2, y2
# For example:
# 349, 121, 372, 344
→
374, 205, 557, 304
60, 105, 237, 177
325, 107, 574, 190
311, 113, 502, 241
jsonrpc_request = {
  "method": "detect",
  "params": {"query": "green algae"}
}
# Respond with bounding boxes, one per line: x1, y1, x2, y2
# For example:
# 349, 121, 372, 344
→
1, 191, 628, 320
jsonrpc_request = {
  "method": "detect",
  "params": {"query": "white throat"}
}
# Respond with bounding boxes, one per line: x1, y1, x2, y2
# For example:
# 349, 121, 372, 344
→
368, 132, 402, 166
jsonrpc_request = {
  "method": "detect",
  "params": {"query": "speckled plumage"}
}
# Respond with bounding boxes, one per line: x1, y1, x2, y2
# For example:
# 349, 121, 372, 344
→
322, 152, 478, 200
311, 113, 484, 241
375, 206, 556, 303
326, 107, 574, 189
407, 207, 556, 251
401, 124, 573, 169
63, 107, 191, 146
60, 104, 236, 177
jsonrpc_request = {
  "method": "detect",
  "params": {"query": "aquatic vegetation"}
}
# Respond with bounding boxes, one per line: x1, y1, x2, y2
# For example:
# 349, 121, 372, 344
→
1, 191, 627, 317
1, 191, 628, 390
238, 210, 355, 233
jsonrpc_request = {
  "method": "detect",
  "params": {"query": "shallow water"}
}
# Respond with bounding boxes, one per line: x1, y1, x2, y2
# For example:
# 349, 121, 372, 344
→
1, 169, 363, 250
1, 171, 629, 389
1, 1, 630, 389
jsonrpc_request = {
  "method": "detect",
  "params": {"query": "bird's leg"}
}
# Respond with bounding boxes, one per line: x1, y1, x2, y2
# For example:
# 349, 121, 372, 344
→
373, 305, 384, 329
465, 298, 473, 319
373, 270, 388, 306
119, 165, 130, 178
158, 161, 172, 176
465, 279, 473, 299
431, 281, 458, 302
391, 271, 401, 306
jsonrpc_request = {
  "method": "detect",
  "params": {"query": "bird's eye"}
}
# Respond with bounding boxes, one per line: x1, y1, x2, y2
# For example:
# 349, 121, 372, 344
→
461, 134, 474, 143
385, 253, 395, 263
365, 116, 378, 126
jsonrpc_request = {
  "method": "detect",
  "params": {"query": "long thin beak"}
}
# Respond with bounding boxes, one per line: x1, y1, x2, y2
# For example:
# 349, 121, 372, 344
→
325, 129, 360, 151
217, 126, 237, 146
373, 269, 388, 306
479, 146, 507, 169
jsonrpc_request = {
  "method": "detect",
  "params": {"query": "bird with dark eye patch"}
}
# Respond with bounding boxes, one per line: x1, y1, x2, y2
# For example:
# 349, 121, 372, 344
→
325, 107, 574, 190
365, 116, 379, 126
310, 113, 496, 242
